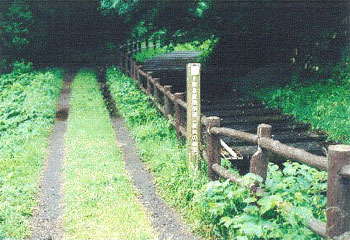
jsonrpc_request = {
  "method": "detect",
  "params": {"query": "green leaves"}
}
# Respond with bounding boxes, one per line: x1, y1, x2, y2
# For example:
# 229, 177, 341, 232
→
0, 0, 33, 54
0, 66, 63, 155
254, 72, 350, 144
257, 195, 282, 215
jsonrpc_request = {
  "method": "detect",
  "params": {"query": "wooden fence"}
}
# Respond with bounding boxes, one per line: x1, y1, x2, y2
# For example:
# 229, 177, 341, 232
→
116, 38, 350, 239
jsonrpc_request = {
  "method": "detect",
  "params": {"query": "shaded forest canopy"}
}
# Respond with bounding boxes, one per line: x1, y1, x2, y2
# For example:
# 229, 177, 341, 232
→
0, 0, 349, 77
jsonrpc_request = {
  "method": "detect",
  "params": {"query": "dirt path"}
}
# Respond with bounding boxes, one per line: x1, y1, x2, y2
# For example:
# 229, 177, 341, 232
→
30, 69, 74, 240
111, 117, 200, 240
97, 77, 199, 240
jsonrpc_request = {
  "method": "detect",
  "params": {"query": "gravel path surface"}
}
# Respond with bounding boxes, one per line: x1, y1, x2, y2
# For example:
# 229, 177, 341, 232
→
30, 70, 74, 240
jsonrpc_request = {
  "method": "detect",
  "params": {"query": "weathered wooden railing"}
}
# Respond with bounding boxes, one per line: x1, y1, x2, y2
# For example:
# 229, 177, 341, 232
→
117, 38, 350, 239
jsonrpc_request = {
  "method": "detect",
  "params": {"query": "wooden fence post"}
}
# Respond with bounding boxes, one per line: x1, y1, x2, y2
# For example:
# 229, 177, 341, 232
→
153, 78, 160, 102
164, 85, 172, 119
153, 36, 157, 49
131, 61, 135, 79
207, 116, 221, 181
326, 145, 350, 238
125, 57, 128, 74
133, 41, 137, 53
146, 38, 149, 49
136, 65, 141, 85
133, 62, 137, 79
130, 40, 134, 54
127, 40, 130, 54
250, 124, 272, 184
146, 72, 153, 95
174, 92, 185, 139
138, 41, 142, 53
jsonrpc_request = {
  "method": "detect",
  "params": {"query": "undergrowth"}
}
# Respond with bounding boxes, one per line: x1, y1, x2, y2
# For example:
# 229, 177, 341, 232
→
63, 69, 155, 240
253, 50, 350, 144
0, 62, 63, 238
107, 67, 328, 239
133, 39, 217, 64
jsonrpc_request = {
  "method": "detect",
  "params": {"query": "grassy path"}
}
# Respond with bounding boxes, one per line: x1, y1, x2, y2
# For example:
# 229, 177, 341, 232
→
63, 69, 155, 239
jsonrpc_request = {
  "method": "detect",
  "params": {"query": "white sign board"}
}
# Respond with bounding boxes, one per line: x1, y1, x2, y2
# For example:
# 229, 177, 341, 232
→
186, 63, 201, 170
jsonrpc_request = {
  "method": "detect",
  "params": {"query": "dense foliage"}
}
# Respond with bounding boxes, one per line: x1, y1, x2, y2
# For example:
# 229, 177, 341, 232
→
252, 48, 350, 144
0, 0, 120, 70
107, 67, 328, 239
253, 78, 350, 145
0, 62, 63, 238
132, 39, 217, 64
102, 0, 349, 77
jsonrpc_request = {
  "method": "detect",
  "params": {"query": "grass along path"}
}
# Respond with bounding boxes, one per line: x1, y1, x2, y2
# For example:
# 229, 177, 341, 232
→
0, 67, 63, 239
63, 68, 155, 239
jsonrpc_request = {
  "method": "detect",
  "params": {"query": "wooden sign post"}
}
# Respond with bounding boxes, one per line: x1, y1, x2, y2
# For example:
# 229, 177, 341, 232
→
186, 63, 201, 172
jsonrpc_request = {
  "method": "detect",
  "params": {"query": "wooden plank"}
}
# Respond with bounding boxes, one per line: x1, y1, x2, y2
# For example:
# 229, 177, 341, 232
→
220, 139, 241, 159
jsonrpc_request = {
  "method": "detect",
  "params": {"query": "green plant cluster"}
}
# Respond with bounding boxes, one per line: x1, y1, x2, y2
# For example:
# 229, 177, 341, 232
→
199, 161, 327, 239
0, 62, 63, 238
132, 38, 217, 64
0, 62, 63, 154
253, 71, 350, 144
107, 67, 328, 239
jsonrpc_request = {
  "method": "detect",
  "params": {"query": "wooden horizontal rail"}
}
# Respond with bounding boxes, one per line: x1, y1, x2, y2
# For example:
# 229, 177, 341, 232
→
165, 91, 175, 102
155, 82, 165, 93
212, 164, 265, 194
210, 127, 258, 144
138, 68, 148, 77
212, 163, 245, 186
308, 218, 327, 238
258, 137, 328, 171
176, 99, 187, 110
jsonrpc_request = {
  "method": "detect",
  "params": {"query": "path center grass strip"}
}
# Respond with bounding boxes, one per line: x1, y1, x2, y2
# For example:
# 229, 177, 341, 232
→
63, 68, 155, 240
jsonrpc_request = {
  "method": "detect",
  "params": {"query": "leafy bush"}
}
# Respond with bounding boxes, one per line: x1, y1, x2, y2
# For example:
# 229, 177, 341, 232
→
107, 67, 327, 239
199, 161, 327, 239
0, 0, 34, 64
133, 47, 170, 64
132, 38, 217, 64
0, 66, 63, 238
